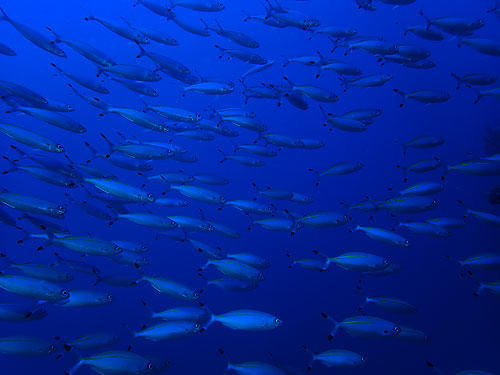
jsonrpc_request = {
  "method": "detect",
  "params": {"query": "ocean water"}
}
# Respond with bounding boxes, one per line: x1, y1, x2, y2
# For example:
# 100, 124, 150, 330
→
0, 0, 499, 374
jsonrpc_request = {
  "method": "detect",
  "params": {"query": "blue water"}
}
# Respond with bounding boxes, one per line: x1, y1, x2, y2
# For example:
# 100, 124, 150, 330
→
0, 0, 500, 374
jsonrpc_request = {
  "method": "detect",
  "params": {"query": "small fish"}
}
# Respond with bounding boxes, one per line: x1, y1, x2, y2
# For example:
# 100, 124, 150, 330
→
0, 7, 66, 57
321, 313, 401, 340
394, 89, 450, 106
200, 259, 264, 282
0, 274, 69, 301
207, 309, 282, 331
360, 296, 418, 314
66, 350, 169, 375
140, 275, 200, 301
354, 225, 411, 248
62, 333, 120, 352
0, 336, 57, 356
0, 123, 64, 153
304, 347, 366, 369
59, 290, 113, 308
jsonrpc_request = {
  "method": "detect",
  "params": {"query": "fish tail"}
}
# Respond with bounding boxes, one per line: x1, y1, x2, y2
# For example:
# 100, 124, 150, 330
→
328, 36, 339, 53
450, 73, 461, 90
473, 90, 483, 105
419, 10, 431, 28
283, 76, 294, 87
50, 62, 63, 73
1, 155, 17, 174
393, 88, 407, 107
8, 144, 26, 158
83, 141, 99, 161
474, 283, 484, 296
320, 312, 338, 340
0, 253, 13, 265
214, 19, 223, 33
136, 43, 147, 58
0, 7, 9, 21
65, 360, 84, 375
302, 346, 316, 370
46, 27, 61, 43
217, 149, 227, 163
99, 133, 114, 152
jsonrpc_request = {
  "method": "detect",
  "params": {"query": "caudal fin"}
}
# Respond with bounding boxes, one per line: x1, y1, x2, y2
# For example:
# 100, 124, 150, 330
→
320, 312, 338, 340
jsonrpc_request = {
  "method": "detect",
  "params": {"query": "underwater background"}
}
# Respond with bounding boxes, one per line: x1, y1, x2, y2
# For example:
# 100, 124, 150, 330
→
0, 0, 500, 374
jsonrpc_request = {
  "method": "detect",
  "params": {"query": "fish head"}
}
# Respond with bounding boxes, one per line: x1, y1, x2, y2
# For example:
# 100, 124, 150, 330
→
149, 71, 162, 81
146, 88, 158, 97
184, 290, 200, 301
136, 34, 150, 44
48, 205, 66, 218
471, 19, 485, 29
50, 44, 67, 58
53, 144, 65, 153
211, 2, 225, 10
193, 322, 203, 333
65, 181, 77, 188
145, 358, 171, 374
392, 325, 402, 335
60, 289, 70, 300
272, 317, 283, 328
304, 17, 321, 27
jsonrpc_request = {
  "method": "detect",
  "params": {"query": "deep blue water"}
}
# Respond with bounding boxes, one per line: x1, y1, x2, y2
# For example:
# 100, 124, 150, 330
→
0, 0, 500, 374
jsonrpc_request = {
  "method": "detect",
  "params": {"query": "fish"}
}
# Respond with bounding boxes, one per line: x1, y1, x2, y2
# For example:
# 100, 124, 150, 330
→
0, 274, 69, 301
0, 336, 57, 356
0, 7, 66, 57
206, 309, 282, 331
354, 225, 411, 248
304, 347, 366, 369
321, 313, 401, 340
65, 351, 169, 375
0, 123, 64, 152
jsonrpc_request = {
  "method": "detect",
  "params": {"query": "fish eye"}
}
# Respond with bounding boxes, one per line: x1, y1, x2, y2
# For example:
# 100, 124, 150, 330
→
404, 240, 411, 247
50, 344, 56, 351
66, 274, 73, 280
61, 290, 69, 297
147, 193, 155, 201
114, 246, 122, 252
394, 326, 402, 333
274, 318, 281, 325
148, 363, 154, 370
361, 357, 366, 362
193, 292, 199, 298
432, 199, 438, 205
107, 295, 113, 301
383, 260, 389, 265
194, 323, 200, 329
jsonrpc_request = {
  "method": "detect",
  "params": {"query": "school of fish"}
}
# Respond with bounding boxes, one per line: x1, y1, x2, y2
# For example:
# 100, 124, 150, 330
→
0, 0, 499, 374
